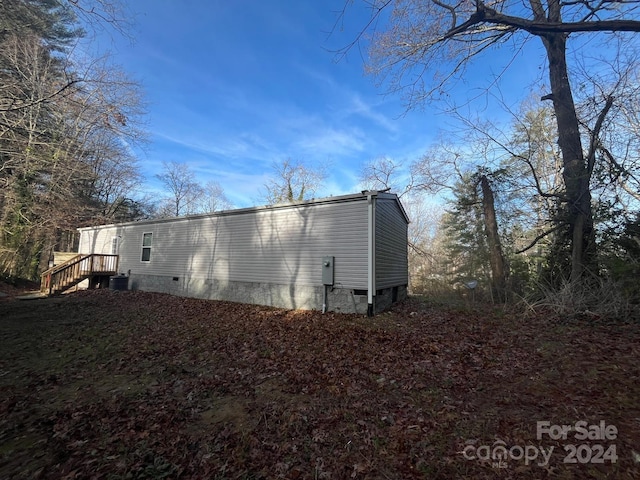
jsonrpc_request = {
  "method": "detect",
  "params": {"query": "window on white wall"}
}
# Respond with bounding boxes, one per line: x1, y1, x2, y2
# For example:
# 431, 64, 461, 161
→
141, 232, 152, 262
111, 237, 118, 255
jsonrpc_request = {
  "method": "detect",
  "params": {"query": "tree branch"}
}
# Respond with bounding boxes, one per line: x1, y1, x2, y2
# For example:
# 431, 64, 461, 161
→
408, 241, 437, 260
520, 153, 567, 201
330, 0, 392, 62
482, 9, 640, 35
444, 4, 640, 39
586, 95, 614, 179
0, 80, 81, 112
515, 223, 565, 254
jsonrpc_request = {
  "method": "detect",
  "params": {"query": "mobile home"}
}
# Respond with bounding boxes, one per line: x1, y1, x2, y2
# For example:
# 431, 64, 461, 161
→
77, 191, 409, 315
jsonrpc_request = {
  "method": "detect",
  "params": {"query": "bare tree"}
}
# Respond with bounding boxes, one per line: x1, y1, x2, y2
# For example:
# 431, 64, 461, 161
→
359, 156, 413, 197
64, 0, 134, 37
262, 158, 326, 204
340, 0, 640, 281
155, 161, 204, 217
574, 61, 640, 206
199, 180, 232, 213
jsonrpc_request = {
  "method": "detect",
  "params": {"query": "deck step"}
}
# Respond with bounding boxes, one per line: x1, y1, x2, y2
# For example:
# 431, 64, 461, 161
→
40, 254, 119, 296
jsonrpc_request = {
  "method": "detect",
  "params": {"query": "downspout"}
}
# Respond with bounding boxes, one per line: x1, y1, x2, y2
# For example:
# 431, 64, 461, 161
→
366, 192, 376, 317
322, 285, 327, 314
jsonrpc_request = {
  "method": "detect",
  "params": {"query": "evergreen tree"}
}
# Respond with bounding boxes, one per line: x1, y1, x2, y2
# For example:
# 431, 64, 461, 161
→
441, 174, 491, 291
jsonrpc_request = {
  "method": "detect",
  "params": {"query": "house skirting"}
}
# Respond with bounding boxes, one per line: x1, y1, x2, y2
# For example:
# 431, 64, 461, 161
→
126, 274, 406, 315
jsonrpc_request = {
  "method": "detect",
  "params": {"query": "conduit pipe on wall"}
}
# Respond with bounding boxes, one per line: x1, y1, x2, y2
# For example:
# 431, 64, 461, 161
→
366, 192, 376, 317
322, 284, 328, 314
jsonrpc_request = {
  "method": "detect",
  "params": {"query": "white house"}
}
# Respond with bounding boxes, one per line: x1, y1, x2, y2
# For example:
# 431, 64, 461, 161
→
77, 191, 409, 315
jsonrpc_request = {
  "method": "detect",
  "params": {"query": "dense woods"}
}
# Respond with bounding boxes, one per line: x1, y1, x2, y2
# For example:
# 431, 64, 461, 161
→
0, 0, 146, 279
354, 0, 640, 314
363, 98, 640, 315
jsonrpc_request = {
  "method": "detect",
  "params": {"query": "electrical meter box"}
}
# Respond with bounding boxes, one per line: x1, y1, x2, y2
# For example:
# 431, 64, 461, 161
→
322, 256, 334, 286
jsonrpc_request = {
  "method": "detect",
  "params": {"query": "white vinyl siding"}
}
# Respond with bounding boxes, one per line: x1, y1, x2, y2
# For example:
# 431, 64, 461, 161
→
77, 193, 410, 299
80, 198, 370, 289
79, 228, 119, 255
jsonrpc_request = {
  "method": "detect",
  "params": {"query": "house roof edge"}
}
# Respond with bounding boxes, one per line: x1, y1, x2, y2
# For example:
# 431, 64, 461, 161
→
77, 190, 409, 231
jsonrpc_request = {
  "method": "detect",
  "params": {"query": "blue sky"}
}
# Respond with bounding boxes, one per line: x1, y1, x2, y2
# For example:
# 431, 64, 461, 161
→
88, 0, 543, 208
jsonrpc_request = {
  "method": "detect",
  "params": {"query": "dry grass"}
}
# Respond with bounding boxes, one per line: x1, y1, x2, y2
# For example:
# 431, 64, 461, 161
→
520, 275, 639, 321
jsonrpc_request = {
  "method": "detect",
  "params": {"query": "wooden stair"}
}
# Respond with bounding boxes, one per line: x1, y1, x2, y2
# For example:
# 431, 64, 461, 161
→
40, 254, 119, 296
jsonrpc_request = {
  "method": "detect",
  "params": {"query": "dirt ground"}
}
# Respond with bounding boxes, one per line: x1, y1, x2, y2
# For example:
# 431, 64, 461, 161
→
1, 287, 639, 479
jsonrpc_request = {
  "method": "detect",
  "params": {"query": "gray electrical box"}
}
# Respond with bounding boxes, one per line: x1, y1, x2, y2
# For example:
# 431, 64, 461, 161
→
322, 256, 334, 286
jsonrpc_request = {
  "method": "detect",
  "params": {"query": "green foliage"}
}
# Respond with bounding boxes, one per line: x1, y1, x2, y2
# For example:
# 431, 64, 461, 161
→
0, 0, 81, 49
598, 212, 640, 301
536, 210, 573, 288
501, 225, 534, 295
412, 94, 639, 308
440, 174, 490, 289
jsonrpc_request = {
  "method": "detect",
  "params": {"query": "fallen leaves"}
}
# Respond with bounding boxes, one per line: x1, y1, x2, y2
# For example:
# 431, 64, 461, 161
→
0, 290, 639, 479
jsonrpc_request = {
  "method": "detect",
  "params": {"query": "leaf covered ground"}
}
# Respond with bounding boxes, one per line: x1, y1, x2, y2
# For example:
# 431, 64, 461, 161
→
1, 289, 639, 479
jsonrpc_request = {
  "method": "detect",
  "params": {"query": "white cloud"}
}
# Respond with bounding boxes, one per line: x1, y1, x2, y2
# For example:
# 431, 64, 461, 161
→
294, 126, 366, 158
346, 94, 400, 134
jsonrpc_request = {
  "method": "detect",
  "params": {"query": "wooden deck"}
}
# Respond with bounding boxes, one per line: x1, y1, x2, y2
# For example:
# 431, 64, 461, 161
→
40, 254, 119, 296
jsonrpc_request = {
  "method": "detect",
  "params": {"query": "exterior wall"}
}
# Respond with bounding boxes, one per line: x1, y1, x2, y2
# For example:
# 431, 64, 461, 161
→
374, 285, 408, 313
78, 193, 410, 314
128, 273, 372, 314
53, 252, 79, 266
375, 196, 409, 290
79, 227, 119, 257
80, 199, 369, 289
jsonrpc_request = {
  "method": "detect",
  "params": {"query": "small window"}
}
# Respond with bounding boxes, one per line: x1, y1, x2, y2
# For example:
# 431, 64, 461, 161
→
141, 232, 152, 262
111, 237, 119, 255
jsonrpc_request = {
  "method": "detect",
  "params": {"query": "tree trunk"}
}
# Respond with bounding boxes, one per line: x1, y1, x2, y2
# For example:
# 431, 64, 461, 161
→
480, 175, 508, 301
540, 32, 595, 281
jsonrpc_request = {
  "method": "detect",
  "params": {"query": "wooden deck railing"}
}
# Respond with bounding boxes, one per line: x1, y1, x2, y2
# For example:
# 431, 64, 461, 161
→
40, 254, 119, 295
